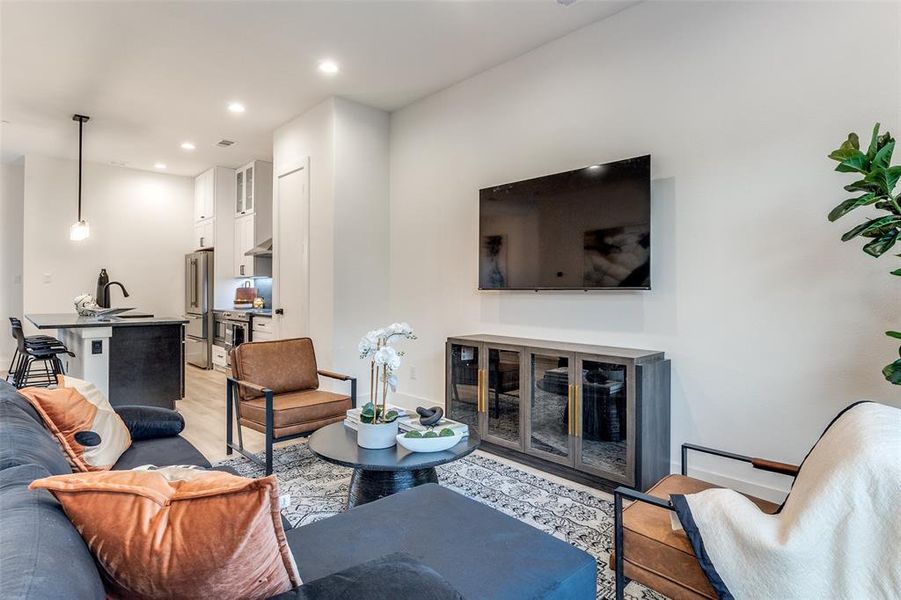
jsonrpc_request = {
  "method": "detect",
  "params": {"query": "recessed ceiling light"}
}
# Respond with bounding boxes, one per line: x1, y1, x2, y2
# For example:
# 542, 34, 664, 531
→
180, 142, 196, 150
154, 163, 167, 170
228, 102, 246, 113
318, 59, 339, 75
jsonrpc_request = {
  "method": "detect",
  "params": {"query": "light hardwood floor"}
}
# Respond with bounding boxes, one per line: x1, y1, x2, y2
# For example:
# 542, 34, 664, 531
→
179, 365, 296, 462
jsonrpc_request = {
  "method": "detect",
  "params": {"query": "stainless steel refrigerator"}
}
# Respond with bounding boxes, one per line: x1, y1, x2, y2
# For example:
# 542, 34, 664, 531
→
184, 251, 214, 368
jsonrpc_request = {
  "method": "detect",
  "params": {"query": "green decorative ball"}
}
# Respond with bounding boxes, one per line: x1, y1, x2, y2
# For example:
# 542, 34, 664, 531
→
438, 428, 455, 437
403, 430, 423, 439
423, 431, 438, 438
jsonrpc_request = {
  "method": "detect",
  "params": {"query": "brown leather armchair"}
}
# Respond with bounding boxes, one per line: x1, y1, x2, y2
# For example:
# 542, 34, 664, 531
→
611, 444, 798, 600
226, 338, 356, 475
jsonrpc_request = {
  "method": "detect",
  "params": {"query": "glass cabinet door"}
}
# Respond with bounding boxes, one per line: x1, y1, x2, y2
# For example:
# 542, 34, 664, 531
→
575, 356, 632, 483
526, 351, 573, 464
236, 170, 244, 214
483, 346, 522, 449
446, 342, 480, 432
245, 165, 254, 212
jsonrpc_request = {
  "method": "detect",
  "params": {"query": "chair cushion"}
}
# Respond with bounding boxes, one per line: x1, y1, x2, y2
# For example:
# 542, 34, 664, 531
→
240, 414, 347, 439
241, 389, 352, 429
19, 376, 132, 471
233, 338, 320, 399
613, 475, 778, 600
30, 466, 301, 600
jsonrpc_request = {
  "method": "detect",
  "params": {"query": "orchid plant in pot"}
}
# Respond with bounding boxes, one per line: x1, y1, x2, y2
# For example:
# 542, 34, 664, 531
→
356, 323, 417, 449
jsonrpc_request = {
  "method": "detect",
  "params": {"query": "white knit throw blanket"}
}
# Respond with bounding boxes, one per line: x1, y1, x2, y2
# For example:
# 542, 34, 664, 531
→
672, 401, 901, 600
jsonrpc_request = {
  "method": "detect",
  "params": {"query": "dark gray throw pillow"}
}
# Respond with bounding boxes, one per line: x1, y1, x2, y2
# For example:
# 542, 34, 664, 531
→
286, 552, 465, 600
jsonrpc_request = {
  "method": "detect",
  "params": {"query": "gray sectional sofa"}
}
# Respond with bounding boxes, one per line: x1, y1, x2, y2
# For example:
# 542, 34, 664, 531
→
0, 381, 596, 599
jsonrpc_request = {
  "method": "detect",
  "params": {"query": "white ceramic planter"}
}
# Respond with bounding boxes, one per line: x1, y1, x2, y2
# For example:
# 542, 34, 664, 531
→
356, 420, 399, 449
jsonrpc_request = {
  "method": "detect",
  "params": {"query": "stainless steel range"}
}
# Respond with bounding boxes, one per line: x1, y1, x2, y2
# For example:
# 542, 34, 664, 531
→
215, 310, 251, 367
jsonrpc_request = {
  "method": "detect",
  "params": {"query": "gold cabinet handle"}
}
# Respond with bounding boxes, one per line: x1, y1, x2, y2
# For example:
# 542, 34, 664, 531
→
478, 369, 485, 412
574, 384, 581, 438
567, 384, 574, 435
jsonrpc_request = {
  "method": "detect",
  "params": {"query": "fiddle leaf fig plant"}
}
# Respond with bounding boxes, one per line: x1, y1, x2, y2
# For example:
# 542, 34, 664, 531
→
827, 123, 901, 384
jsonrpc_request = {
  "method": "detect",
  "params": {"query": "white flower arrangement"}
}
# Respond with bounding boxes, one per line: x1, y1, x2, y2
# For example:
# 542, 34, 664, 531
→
358, 323, 416, 424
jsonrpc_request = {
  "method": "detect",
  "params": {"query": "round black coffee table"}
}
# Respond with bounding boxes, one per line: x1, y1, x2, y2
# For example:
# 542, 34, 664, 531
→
308, 422, 480, 508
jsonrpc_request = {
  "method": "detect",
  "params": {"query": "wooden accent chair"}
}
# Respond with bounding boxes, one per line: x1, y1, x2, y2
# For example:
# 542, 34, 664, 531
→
226, 338, 356, 475
611, 444, 799, 600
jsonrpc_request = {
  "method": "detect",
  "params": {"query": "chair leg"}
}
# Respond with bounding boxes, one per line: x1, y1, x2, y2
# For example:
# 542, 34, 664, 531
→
226, 379, 234, 456
614, 490, 626, 600
265, 389, 274, 476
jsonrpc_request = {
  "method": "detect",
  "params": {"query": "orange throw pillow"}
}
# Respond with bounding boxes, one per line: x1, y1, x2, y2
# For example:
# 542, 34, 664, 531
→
20, 375, 131, 471
30, 466, 301, 600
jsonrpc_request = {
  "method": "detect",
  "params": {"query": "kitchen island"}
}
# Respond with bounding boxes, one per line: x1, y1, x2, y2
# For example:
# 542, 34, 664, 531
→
25, 314, 187, 409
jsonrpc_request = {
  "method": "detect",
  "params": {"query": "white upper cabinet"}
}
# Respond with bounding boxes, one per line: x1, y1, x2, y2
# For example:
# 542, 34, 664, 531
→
194, 168, 216, 223
236, 161, 267, 216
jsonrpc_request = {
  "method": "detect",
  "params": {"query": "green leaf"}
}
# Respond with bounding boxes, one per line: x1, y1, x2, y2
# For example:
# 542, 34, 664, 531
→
871, 140, 895, 170
882, 357, 901, 385
834, 150, 868, 173
827, 193, 877, 221
828, 132, 861, 162
360, 413, 374, 424
860, 215, 901, 237
865, 123, 881, 161
862, 229, 899, 257
886, 331, 901, 340
891, 268, 901, 276
383, 410, 399, 423
864, 165, 901, 196
843, 179, 882, 194
841, 220, 875, 241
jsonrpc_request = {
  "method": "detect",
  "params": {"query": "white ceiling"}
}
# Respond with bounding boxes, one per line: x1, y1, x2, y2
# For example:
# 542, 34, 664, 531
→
0, 1, 635, 177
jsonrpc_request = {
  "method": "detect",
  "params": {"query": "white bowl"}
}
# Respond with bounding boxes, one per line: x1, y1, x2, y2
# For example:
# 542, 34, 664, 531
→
396, 430, 463, 453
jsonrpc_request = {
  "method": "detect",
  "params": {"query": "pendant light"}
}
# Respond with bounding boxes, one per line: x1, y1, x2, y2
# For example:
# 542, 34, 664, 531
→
69, 114, 91, 241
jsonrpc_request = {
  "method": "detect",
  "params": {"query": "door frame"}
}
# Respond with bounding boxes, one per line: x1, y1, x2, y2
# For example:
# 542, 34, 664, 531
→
522, 347, 575, 467
573, 353, 636, 486
273, 157, 311, 340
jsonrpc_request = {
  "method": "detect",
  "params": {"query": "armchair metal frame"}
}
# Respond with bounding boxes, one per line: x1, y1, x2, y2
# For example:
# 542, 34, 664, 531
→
226, 370, 356, 475
612, 443, 799, 600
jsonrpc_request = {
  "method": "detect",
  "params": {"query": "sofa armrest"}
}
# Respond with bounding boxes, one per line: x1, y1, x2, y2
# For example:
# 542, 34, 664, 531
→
115, 405, 185, 440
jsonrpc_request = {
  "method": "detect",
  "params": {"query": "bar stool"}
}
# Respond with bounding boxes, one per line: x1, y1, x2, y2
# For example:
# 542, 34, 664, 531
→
7, 318, 74, 388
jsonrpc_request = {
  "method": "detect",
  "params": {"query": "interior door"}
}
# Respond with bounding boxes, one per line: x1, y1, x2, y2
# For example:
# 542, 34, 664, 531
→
525, 349, 574, 466
275, 162, 310, 339
481, 343, 524, 450
574, 354, 635, 485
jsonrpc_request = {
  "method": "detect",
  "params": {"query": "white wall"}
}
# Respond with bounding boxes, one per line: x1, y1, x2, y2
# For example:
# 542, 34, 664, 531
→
22, 155, 193, 324
273, 98, 390, 390
1, 162, 25, 363
388, 1, 901, 499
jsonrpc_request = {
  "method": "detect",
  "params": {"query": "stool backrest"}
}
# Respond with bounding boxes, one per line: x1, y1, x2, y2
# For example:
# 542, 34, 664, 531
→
9, 318, 28, 353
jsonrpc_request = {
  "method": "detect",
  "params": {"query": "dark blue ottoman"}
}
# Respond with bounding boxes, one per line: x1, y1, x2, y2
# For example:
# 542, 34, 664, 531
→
285, 483, 596, 599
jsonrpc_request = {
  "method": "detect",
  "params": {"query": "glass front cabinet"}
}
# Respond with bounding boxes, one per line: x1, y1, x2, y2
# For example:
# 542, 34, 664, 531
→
447, 335, 670, 491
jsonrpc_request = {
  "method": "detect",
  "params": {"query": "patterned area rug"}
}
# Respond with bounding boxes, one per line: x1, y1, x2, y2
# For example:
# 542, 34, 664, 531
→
216, 442, 663, 600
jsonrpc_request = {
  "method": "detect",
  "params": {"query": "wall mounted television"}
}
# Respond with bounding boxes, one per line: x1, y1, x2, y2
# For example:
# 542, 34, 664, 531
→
479, 155, 651, 291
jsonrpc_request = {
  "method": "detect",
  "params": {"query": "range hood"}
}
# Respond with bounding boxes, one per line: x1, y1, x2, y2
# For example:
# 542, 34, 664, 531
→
245, 238, 273, 257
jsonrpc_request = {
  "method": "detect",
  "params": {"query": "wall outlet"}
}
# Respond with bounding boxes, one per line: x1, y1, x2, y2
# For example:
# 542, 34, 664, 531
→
409, 365, 417, 380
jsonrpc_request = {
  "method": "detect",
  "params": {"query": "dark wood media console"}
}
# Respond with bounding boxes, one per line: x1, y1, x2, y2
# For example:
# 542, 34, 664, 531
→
446, 334, 670, 491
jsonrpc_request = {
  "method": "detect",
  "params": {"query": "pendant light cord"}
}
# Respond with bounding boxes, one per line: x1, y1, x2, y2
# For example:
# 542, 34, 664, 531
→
77, 117, 83, 222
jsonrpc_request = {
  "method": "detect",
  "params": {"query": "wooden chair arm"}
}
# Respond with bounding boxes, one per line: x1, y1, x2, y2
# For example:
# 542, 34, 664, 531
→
751, 458, 800, 476
318, 369, 353, 381
226, 377, 271, 395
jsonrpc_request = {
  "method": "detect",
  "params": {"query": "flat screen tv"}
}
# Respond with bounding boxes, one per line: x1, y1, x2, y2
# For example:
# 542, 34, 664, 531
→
479, 155, 651, 291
